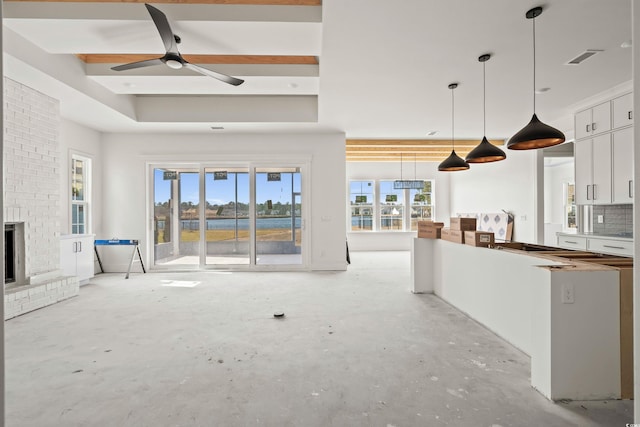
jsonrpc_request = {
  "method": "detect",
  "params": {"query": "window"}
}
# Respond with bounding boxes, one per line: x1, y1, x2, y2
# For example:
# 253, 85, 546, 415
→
564, 183, 576, 230
350, 181, 374, 231
410, 180, 434, 230
380, 180, 403, 230
71, 154, 91, 234
349, 179, 435, 232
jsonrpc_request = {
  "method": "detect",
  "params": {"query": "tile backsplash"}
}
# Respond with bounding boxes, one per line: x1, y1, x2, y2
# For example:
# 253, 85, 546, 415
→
592, 204, 633, 235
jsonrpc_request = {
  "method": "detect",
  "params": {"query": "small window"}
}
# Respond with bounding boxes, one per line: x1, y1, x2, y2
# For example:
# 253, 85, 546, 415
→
71, 154, 91, 234
350, 180, 374, 231
565, 183, 576, 230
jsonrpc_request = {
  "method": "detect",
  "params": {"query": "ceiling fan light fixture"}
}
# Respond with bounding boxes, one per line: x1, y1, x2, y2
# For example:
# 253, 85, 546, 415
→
439, 83, 470, 172
508, 6, 565, 151
165, 59, 183, 69
466, 53, 506, 163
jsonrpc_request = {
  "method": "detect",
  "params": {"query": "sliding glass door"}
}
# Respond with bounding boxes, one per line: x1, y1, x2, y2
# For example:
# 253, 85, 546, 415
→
204, 168, 250, 266
255, 168, 303, 265
151, 164, 305, 269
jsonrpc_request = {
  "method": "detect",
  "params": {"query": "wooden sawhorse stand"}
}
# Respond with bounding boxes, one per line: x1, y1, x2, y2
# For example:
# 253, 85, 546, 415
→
94, 239, 146, 279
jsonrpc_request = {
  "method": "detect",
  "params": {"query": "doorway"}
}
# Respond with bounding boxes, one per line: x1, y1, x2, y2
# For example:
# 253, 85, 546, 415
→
151, 164, 305, 269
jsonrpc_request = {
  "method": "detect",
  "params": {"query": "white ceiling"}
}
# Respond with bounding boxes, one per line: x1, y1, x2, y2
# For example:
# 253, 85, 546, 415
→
2, 0, 633, 141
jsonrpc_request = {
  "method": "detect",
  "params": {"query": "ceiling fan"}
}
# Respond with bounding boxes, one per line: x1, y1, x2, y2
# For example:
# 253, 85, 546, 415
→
111, 3, 244, 86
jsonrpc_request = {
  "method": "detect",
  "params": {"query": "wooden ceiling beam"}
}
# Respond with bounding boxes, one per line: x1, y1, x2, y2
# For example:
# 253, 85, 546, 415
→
346, 139, 504, 147
77, 54, 318, 65
8, 0, 321, 5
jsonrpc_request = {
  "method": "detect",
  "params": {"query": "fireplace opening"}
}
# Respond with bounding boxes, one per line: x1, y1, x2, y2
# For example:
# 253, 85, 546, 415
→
5, 224, 16, 284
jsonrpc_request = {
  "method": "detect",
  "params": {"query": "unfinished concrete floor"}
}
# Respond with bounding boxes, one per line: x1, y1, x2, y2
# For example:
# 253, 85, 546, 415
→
5, 251, 634, 426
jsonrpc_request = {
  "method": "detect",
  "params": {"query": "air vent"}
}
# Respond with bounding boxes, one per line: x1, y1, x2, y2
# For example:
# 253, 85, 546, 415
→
567, 49, 603, 65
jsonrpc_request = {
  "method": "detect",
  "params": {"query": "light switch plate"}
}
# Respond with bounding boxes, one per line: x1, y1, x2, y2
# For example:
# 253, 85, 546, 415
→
561, 283, 575, 304
597, 215, 604, 224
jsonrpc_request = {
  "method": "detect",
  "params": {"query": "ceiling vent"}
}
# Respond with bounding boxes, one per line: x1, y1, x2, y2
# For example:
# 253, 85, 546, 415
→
567, 49, 603, 65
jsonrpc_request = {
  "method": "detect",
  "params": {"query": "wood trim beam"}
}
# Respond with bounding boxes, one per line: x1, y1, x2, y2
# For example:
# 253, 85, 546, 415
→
77, 54, 318, 65
9, 0, 320, 5
347, 139, 504, 147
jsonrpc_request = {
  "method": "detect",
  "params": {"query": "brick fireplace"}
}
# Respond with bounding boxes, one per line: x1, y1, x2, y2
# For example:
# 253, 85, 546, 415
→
3, 78, 78, 319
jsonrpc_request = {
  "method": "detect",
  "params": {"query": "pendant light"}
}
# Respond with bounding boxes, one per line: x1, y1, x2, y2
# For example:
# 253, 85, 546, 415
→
438, 83, 470, 172
507, 6, 565, 150
466, 54, 506, 163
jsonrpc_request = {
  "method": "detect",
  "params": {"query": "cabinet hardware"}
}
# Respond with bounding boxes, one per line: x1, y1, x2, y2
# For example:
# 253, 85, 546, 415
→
603, 245, 625, 250
565, 241, 578, 244
592, 122, 597, 131
629, 111, 633, 120
78, 241, 82, 252
630, 180, 633, 198
586, 185, 591, 200
586, 124, 590, 133
593, 184, 597, 200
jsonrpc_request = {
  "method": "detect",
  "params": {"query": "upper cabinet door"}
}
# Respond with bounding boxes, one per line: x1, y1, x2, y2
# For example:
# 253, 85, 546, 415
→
591, 101, 611, 136
575, 109, 592, 140
591, 133, 612, 204
612, 93, 633, 129
612, 127, 634, 204
574, 139, 592, 205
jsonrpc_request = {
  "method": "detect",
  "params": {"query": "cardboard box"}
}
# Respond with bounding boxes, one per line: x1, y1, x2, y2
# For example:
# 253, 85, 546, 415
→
417, 221, 444, 239
441, 228, 464, 244
450, 217, 477, 231
464, 231, 495, 247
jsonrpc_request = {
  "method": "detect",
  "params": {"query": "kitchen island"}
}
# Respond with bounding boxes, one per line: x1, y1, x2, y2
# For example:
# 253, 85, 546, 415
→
412, 238, 631, 401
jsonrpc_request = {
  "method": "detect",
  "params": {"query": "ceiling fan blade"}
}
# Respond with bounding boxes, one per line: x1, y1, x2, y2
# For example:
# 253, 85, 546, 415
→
111, 58, 164, 71
145, 3, 178, 54
184, 63, 245, 86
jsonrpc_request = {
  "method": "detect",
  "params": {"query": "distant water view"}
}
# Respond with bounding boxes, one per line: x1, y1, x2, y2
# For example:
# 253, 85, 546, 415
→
177, 217, 300, 230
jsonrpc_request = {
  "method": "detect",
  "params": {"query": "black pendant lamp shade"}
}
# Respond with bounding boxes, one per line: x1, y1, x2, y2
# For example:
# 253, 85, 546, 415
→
508, 6, 565, 150
439, 83, 470, 172
466, 54, 506, 163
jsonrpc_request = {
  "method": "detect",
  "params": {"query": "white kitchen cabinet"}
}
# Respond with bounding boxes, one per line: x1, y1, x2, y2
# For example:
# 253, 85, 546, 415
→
587, 236, 633, 257
612, 127, 634, 203
612, 93, 633, 129
60, 234, 95, 284
574, 134, 612, 205
557, 234, 587, 250
575, 101, 611, 140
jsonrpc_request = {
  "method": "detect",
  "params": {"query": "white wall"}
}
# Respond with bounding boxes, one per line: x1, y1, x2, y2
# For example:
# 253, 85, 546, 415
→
100, 132, 347, 271
450, 148, 540, 244
346, 161, 450, 250
59, 119, 103, 237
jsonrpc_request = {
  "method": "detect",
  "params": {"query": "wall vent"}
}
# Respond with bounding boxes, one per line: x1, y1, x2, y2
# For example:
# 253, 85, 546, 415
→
567, 49, 603, 65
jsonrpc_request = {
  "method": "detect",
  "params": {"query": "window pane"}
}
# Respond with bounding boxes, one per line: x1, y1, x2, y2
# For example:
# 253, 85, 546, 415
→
380, 181, 403, 230
72, 158, 84, 201
350, 180, 373, 231
410, 180, 434, 230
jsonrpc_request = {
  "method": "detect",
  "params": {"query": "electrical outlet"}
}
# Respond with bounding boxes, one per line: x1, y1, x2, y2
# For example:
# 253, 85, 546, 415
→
597, 215, 604, 224
561, 283, 575, 304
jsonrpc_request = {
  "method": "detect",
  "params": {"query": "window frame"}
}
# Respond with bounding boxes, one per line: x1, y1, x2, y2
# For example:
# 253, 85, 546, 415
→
70, 152, 92, 235
349, 179, 435, 232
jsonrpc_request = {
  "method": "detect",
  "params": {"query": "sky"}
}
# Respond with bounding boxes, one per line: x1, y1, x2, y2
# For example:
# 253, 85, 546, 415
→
154, 169, 301, 205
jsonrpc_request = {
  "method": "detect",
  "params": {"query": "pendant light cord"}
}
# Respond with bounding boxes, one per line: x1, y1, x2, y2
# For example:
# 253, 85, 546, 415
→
451, 87, 455, 151
532, 14, 536, 113
483, 60, 486, 136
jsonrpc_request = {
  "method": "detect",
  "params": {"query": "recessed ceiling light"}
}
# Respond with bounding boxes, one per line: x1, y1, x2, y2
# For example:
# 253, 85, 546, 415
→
288, 82, 299, 88
427, 131, 438, 136
123, 82, 135, 88
535, 87, 551, 94
621, 40, 632, 48
210, 126, 224, 130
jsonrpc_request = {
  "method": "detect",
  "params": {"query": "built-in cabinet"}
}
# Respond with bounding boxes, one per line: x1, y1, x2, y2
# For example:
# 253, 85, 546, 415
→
612, 127, 634, 203
557, 232, 633, 257
574, 93, 633, 206
575, 101, 611, 140
60, 234, 95, 284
